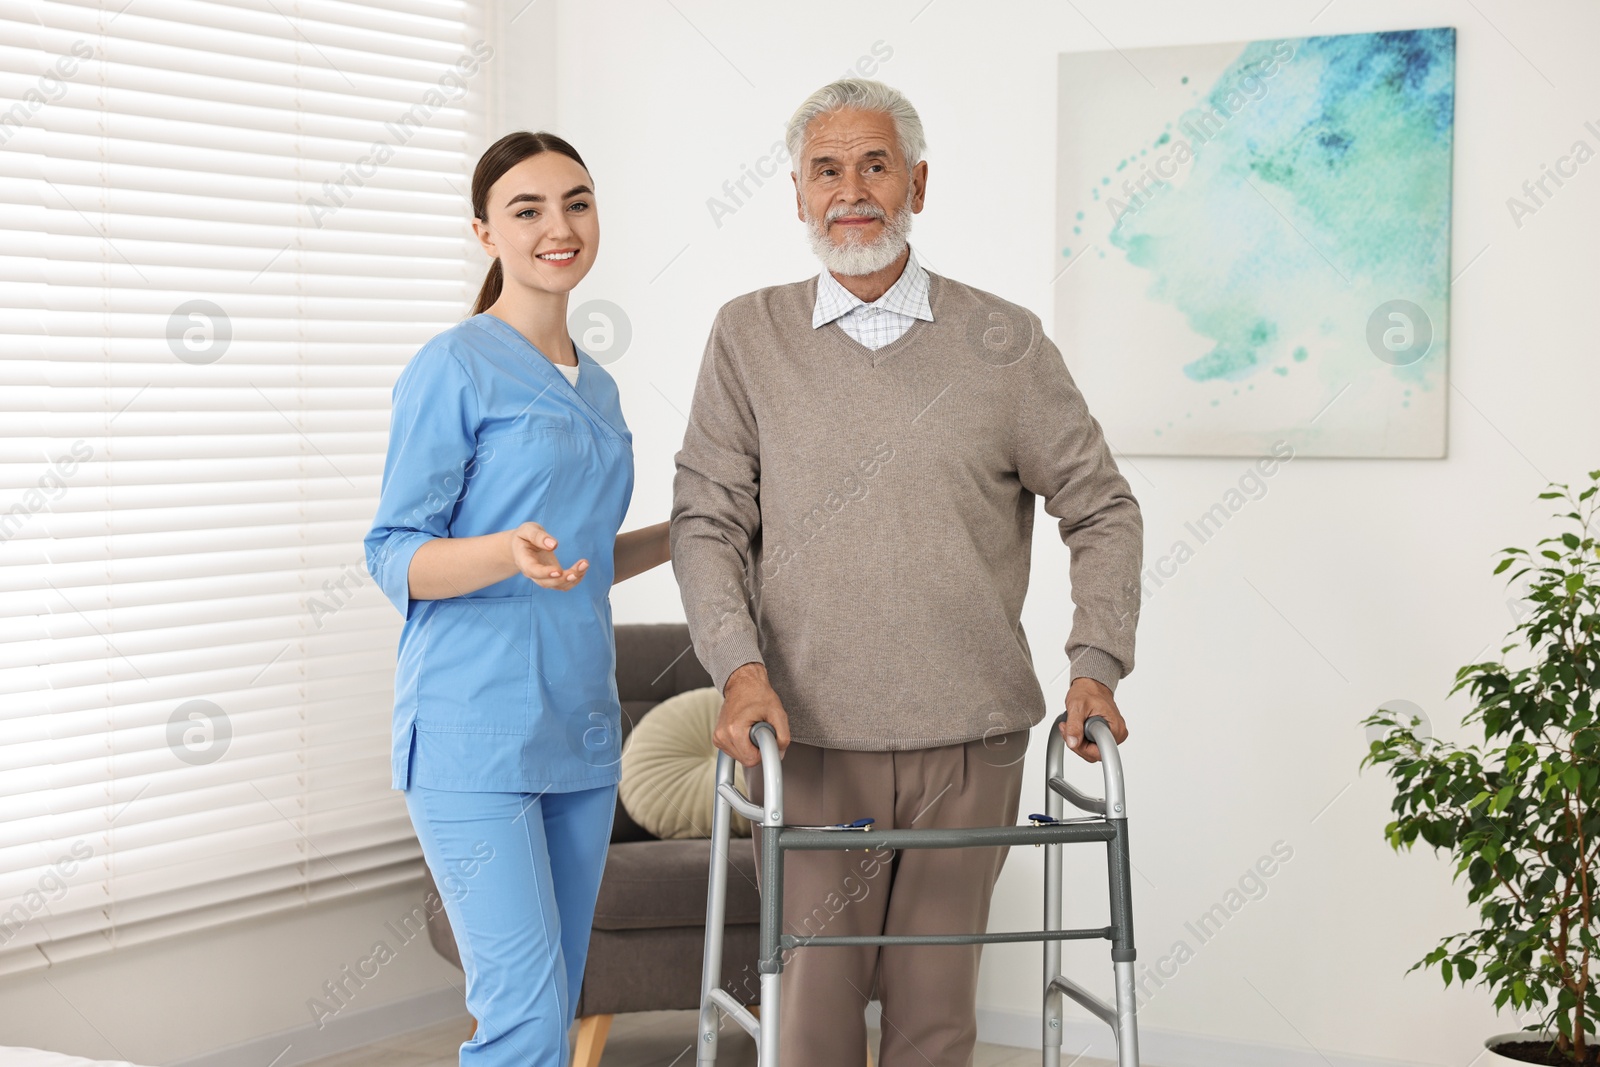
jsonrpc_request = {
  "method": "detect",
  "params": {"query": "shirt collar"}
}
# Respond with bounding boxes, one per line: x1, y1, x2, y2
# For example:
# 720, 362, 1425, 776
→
812, 250, 934, 329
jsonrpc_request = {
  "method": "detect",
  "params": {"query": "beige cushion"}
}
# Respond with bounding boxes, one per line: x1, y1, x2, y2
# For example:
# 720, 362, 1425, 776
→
620, 687, 752, 839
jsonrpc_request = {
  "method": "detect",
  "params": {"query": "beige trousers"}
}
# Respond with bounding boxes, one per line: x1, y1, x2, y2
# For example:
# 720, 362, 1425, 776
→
746, 729, 1030, 1067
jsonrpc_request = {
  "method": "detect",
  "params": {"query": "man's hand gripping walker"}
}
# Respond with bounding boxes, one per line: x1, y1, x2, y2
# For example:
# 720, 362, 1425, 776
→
695, 714, 1142, 1066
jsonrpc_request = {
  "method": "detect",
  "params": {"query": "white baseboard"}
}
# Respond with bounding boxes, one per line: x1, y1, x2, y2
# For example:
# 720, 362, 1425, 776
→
167, 987, 469, 1067
972, 1005, 1433, 1067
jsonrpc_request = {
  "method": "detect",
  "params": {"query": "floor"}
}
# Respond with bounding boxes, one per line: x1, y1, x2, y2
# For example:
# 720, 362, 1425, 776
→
299, 1010, 1129, 1067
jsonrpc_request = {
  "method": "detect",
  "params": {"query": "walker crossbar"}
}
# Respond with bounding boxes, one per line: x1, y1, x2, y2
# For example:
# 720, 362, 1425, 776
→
696, 715, 1142, 1066
779, 823, 1116, 848
780, 927, 1114, 949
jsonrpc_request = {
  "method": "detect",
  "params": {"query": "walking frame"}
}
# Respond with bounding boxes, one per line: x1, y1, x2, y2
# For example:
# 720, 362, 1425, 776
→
696, 713, 1141, 1066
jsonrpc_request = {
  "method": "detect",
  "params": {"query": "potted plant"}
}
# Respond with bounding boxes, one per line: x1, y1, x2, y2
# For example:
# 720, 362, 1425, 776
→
1361, 470, 1599, 1065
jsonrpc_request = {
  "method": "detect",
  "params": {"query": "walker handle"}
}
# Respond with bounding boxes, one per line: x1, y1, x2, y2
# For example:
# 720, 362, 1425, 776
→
745, 722, 784, 826
1046, 713, 1129, 818
1082, 714, 1112, 744
749, 721, 778, 750
710, 721, 785, 827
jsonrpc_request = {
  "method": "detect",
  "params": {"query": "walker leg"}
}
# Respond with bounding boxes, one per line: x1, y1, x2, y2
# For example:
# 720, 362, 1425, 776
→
759, 971, 781, 1067
1113, 959, 1140, 1067
1107, 818, 1140, 1067
1043, 734, 1066, 1067
697, 755, 737, 1066
1043, 837, 1064, 1066
756, 789, 785, 1066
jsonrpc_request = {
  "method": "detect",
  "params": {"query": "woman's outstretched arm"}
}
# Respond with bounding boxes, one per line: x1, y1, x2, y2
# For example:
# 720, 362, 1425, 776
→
409, 523, 591, 601
407, 531, 519, 600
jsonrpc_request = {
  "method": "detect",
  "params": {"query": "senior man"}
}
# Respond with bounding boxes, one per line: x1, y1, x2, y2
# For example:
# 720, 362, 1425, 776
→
669, 77, 1144, 1067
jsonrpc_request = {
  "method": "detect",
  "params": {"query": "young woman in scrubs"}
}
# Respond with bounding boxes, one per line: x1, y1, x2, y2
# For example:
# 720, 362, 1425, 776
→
363, 131, 670, 1067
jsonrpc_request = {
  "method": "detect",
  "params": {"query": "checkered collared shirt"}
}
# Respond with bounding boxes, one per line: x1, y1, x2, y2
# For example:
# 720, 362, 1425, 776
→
812, 251, 934, 350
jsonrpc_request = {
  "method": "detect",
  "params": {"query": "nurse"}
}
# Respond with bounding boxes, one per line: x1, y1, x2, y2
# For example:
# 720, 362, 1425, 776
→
363, 130, 670, 1067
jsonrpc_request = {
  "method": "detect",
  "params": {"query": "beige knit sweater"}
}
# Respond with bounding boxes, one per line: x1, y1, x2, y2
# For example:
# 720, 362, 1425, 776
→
669, 270, 1143, 751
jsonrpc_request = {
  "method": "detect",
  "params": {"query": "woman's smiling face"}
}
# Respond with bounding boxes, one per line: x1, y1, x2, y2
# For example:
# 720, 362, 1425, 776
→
476, 150, 599, 296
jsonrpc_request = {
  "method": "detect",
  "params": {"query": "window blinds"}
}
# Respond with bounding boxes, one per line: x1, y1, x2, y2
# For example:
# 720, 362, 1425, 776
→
0, 0, 488, 976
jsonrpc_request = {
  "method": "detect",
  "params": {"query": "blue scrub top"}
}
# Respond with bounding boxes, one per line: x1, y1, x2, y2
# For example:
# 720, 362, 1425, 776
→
364, 312, 636, 793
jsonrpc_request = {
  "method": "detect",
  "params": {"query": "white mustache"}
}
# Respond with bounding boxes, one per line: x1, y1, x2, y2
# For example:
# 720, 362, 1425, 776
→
825, 202, 887, 223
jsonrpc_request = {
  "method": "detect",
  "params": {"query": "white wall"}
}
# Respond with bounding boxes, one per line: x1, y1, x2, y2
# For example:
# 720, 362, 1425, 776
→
563, 1, 1600, 1065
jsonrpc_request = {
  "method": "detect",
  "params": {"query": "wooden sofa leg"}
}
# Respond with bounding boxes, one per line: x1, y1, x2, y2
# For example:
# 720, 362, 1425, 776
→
572, 1013, 612, 1067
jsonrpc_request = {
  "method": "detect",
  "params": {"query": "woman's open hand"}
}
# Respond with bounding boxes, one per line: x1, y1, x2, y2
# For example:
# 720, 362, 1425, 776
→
509, 522, 589, 590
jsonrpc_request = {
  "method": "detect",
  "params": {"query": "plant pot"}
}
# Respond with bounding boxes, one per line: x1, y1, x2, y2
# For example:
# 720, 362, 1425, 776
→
1484, 1032, 1596, 1065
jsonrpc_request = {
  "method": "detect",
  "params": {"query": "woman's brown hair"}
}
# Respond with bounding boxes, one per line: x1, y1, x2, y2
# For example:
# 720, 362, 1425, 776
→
470, 131, 589, 317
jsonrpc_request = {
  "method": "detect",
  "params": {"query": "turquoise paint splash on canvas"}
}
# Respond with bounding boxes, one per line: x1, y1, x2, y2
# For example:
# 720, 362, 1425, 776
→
1107, 29, 1454, 390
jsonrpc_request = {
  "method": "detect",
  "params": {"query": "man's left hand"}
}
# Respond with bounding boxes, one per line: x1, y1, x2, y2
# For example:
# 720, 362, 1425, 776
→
1059, 677, 1128, 764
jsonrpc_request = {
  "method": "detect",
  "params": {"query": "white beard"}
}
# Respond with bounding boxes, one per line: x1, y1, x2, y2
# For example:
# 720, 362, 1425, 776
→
804, 192, 916, 276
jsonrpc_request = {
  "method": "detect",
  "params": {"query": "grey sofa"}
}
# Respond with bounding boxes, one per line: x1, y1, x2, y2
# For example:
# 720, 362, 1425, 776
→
421, 622, 761, 1065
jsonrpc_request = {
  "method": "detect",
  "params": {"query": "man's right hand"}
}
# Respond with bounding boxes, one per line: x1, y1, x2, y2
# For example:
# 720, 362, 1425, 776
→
715, 662, 791, 767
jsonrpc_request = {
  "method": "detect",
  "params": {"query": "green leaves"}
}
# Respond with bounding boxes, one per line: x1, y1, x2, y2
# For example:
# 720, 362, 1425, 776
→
1364, 470, 1600, 1063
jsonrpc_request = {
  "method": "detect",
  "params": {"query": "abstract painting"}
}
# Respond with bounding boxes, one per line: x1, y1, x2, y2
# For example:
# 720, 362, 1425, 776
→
1055, 28, 1456, 457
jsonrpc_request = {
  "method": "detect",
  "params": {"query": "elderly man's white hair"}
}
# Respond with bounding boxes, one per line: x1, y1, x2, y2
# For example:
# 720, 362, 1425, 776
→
785, 77, 926, 172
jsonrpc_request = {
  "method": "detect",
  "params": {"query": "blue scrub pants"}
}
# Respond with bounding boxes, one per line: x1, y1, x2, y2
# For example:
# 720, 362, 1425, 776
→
405, 783, 617, 1067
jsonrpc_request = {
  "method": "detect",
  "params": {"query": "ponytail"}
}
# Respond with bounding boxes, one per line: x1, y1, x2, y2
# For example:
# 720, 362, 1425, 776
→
472, 258, 503, 317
